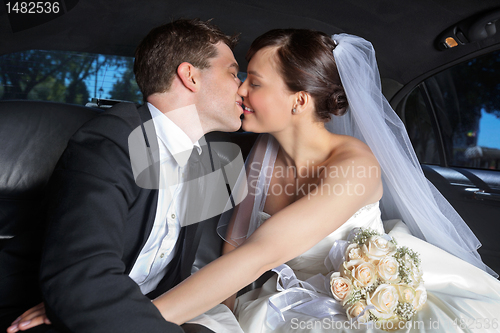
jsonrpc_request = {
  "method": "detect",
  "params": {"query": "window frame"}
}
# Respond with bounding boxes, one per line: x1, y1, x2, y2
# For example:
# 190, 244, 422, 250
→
391, 46, 500, 170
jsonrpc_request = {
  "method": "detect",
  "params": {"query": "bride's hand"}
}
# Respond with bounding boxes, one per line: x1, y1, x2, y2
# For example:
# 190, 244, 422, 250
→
7, 302, 51, 332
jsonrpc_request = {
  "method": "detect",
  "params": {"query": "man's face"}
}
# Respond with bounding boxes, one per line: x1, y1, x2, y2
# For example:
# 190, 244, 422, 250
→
198, 42, 244, 132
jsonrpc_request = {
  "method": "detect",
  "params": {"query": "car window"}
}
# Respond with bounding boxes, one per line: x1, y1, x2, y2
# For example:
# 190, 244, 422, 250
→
397, 50, 500, 170
397, 86, 441, 165
0, 50, 142, 105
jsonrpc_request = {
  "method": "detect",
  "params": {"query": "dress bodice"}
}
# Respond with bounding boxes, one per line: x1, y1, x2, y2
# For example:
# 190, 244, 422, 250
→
258, 202, 384, 278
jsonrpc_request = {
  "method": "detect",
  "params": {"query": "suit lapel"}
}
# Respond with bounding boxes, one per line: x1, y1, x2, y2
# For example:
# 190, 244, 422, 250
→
125, 104, 160, 273
136, 104, 160, 244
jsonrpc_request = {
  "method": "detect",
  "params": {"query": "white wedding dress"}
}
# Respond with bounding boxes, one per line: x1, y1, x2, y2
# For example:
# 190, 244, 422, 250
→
234, 202, 500, 333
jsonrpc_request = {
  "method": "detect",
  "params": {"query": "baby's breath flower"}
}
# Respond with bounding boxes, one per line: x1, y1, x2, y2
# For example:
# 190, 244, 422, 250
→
344, 289, 363, 306
365, 279, 381, 293
395, 301, 416, 321
394, 246, 421, 265
352, 228, 381, 245
393, 247, 422, 284
368, 312, 378, 322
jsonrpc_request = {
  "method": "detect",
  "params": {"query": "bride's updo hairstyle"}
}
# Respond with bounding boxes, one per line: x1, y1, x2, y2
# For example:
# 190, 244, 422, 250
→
246, 29, 348, 120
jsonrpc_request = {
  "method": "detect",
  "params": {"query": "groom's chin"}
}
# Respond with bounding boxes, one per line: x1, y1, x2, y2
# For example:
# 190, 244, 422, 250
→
216, 118, 243, 133
230, 119, 243, 133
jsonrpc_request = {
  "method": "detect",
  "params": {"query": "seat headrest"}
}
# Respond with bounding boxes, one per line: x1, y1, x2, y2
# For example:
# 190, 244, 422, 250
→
0, 100, 99, 237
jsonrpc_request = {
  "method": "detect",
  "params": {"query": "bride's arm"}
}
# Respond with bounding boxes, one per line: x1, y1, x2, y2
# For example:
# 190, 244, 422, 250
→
153, 154, 382, 325
220, 241, 237, 311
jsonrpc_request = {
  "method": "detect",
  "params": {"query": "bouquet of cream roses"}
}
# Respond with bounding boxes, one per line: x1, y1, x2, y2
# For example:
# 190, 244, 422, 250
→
329, 229, 426, 331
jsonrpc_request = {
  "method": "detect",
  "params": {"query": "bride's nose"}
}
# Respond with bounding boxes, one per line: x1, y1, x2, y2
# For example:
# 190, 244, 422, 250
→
237, 80, 248, 97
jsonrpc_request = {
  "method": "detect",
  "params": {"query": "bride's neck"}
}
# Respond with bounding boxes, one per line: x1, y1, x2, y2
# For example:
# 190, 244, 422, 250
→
271, 121, 334, 169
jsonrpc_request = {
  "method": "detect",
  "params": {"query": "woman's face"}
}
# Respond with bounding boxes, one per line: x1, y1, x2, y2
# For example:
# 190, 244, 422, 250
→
238, 47, 296, 133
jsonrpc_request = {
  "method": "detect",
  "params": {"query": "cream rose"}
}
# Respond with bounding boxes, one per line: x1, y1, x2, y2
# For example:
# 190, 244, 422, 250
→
346, 300, 370, 323
377, 256, 400, 282
412, 284, 427, 311
362, 236, 397, 263
367, 284, 399, 319
345, 261, 378, 288
330, 272, 353, 302
345, 243, 365, 261
396, 285, 416, 304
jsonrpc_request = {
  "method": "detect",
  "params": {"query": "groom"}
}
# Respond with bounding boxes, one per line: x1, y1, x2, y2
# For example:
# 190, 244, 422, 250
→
8, 19, 243, 333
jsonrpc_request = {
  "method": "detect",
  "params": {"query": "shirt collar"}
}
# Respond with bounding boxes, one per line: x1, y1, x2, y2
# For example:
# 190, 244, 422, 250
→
148, 102, 202, 166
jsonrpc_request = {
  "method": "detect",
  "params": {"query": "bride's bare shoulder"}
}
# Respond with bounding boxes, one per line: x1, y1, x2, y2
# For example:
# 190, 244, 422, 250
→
326, 134, 381, 184
324, 135, 382, 201
328, 134, 377, 164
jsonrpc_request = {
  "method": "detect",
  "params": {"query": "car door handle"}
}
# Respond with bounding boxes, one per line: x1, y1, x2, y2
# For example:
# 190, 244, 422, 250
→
473, 190, 500, 202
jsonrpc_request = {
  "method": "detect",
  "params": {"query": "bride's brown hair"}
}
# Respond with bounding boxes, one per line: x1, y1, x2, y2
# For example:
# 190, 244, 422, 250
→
246, 29, 348, 120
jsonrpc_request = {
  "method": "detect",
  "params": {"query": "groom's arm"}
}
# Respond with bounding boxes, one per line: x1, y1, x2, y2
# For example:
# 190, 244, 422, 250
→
39, 112, 183, 333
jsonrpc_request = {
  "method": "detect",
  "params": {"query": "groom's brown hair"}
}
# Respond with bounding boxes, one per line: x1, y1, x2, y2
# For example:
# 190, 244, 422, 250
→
134, 18, 238, 101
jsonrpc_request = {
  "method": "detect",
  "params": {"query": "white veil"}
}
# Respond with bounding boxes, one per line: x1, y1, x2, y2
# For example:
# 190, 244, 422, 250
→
217, 33, 497, 277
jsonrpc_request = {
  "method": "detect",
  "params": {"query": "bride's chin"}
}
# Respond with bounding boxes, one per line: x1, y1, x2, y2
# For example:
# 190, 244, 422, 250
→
242, 120, 263, 133
241, 120, 252, 132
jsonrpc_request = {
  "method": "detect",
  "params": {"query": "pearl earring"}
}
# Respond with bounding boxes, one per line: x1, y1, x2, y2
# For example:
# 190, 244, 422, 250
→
292, 108, 297, 114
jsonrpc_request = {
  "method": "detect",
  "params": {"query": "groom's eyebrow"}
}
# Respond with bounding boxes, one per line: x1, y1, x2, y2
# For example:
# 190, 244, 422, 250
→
229, 62, 239, 72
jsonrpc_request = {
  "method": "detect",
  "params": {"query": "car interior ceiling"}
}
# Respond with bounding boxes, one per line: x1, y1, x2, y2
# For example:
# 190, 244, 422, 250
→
2, 0, 500, 99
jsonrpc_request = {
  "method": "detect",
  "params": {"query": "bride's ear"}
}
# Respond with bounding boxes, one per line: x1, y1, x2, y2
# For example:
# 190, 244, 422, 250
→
293, 91, 311, 114
177, 62, 200, 92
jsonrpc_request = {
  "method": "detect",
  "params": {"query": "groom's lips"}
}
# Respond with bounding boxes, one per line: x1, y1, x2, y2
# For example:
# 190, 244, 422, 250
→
236, 101, 244, 114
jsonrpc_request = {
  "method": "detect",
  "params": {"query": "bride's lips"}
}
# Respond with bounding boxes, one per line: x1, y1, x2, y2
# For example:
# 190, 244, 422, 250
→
242, 104, 255, 115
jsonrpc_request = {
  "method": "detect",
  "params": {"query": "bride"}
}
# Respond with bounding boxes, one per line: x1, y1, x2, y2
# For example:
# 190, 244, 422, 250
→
10, 29, 500, 332
213, 30, 500, 332
156, 29, 500, 332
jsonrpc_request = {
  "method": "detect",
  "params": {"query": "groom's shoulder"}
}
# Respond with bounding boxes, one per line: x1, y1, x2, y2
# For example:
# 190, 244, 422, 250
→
60, 103, 151, 160
93, 102, 146, 129
74, 102, 149, 139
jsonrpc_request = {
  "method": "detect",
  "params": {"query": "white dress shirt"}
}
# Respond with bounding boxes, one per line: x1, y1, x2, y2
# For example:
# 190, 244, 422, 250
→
128, 103, 201, 295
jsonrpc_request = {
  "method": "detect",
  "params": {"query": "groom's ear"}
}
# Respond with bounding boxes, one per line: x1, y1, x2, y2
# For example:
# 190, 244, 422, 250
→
177, 62, 200, 92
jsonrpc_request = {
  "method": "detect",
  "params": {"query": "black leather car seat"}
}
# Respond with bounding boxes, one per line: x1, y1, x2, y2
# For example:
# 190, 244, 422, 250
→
0, 100, 99, 330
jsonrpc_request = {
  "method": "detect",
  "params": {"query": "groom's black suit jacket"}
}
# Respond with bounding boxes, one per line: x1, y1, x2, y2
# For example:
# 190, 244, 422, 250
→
39, 103, 218, 333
